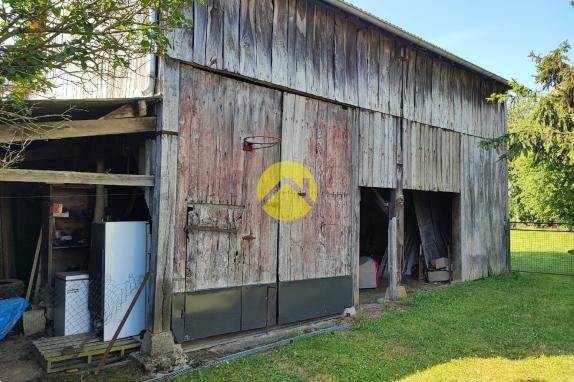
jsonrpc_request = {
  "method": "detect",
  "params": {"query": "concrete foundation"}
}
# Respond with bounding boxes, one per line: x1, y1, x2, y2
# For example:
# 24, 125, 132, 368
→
379, 286, 408, 303
133, 331, 187, 373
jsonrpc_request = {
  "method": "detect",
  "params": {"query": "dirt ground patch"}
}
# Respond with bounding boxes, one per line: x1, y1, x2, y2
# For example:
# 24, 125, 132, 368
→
0, 333, 44, 382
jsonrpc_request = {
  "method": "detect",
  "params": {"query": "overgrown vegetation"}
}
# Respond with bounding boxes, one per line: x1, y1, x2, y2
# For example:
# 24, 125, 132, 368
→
504, 83, 574, 222
0, 0, 198, 168
484, 2, 574, 222
175, 273, 574, 382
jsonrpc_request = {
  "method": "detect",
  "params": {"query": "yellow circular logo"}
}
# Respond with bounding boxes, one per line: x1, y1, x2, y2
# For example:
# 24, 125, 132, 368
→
257, 161, 317, 222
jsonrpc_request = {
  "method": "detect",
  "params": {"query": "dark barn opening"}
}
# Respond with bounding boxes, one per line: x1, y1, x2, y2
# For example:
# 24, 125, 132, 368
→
359, 188, 456, 303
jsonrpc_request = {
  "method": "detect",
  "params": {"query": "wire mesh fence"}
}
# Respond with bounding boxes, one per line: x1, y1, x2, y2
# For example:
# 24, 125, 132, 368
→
509, 222, 574, 276
27, 274, 147, 338
0, 279, 25, 300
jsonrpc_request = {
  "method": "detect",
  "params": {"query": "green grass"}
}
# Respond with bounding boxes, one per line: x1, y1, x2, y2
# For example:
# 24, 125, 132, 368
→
176, 273, 574, 382
511, 229, 574, 274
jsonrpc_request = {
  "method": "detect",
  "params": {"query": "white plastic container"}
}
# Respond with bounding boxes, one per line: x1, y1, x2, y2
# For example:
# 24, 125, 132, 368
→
54, 272, 91, 336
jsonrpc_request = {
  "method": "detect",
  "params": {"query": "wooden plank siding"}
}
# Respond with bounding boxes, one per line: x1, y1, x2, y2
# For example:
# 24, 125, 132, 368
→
279, 93, 354, 282
176, 66, 282, 293
459, 134, 508, 280
400, 122, 461, 193
358, 117, 461, 193
169, 0, 506, 139
357, 110, 397, 189
164, 0, 508, 302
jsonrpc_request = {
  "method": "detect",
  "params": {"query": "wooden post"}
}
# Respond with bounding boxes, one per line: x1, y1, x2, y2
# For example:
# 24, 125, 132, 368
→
351, 111, 361, 307
149, 57, 180, 335
0, 183, 15, 278
396, 45, 406, 280
387, 218, 400, 300
93, 161, 105, 223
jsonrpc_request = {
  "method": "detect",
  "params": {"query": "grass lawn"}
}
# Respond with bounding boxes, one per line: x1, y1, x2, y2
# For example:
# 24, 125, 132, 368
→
511, 229, 574, 274
177, 273, 574, 382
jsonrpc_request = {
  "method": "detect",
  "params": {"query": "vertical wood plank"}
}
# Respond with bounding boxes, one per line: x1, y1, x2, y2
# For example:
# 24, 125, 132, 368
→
305, 3, 319, 94
333, 13, 347, 103
272, 0, 289, 86
239, 0, 257, 77
344, 19, 359, 105
367, 29, 380, 112
205, 0, 224, 69
294, 0, 307, 91
403, 47, 416, 121
255, 0, 274, 82
388, 37, 402, 116
193, 1, 208, 65
356, 27, 369, 109
223, 0, 240, 72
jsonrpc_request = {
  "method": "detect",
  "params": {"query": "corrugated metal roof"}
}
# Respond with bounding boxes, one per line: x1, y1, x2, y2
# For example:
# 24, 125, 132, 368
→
323, 0, 508, 85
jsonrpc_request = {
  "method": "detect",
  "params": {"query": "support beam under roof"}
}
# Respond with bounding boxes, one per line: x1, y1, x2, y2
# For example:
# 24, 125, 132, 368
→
0, 169, 154, 187
0, 116, 156, 143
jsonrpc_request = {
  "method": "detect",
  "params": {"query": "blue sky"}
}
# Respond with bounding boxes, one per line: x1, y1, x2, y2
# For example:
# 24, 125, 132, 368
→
347, 0, 574, 88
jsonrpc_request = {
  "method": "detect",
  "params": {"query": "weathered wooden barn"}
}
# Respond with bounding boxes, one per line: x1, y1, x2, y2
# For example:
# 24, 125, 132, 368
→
0, 0, 507, 363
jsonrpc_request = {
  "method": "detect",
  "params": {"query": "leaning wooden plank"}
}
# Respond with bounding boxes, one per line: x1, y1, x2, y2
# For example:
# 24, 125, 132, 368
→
0, 117, 156, 143
0, 169, 154, 187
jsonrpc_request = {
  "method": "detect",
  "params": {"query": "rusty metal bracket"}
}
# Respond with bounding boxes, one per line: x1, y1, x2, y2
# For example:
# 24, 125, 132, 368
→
155, 130, 179, 137
242, 136, 281, 151
188, 225, 238, 234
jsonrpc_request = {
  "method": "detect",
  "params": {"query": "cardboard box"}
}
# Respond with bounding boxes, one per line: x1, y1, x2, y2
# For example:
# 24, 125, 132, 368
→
427, 270, 450, 282
431, 257, 450, 270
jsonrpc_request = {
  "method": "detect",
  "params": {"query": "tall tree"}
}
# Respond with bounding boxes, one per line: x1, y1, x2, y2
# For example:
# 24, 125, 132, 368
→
0, 0, 198, 167
485, 40, 574, 222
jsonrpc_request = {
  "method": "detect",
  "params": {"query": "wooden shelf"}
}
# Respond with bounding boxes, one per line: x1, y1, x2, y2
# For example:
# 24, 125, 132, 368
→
53, 216, 91, 220
43, 184, 96, 285
53, 244, 89, 249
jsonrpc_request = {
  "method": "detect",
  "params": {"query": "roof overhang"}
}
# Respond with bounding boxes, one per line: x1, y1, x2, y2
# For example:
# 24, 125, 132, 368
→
18, 96, 161, 120
323, 0, 509, 86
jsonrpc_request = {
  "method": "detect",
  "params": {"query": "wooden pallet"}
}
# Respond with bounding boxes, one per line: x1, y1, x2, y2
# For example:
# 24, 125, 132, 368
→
33, 333, 141, 373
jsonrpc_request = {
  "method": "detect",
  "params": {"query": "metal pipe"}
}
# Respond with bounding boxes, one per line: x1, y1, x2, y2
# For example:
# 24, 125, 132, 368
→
142, 8, 158, 96
95, 272, 152, 375
145, 323, 351, 382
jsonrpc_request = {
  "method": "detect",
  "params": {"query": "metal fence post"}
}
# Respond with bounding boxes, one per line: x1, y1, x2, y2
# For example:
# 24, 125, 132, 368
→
506, 218, 511, 272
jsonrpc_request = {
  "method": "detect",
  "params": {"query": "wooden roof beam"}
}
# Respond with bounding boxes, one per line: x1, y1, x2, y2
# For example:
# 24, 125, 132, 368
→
0, 116, 156, 143
0, 169, 154, 187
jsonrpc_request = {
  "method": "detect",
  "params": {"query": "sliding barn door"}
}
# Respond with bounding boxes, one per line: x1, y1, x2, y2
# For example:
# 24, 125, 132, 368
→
175, 67, 281, 341
277, 94, 354, 324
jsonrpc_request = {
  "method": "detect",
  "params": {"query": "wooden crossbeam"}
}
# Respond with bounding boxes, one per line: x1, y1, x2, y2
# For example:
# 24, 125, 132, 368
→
0, 169, 154, 187
0, 116, 156, 143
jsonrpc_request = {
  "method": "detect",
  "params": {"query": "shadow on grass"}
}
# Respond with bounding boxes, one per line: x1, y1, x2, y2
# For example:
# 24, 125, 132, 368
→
179, 273, 574, 382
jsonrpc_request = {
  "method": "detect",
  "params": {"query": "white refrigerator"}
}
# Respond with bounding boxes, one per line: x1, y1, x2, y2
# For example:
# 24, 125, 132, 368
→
91, 222, 148, 341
